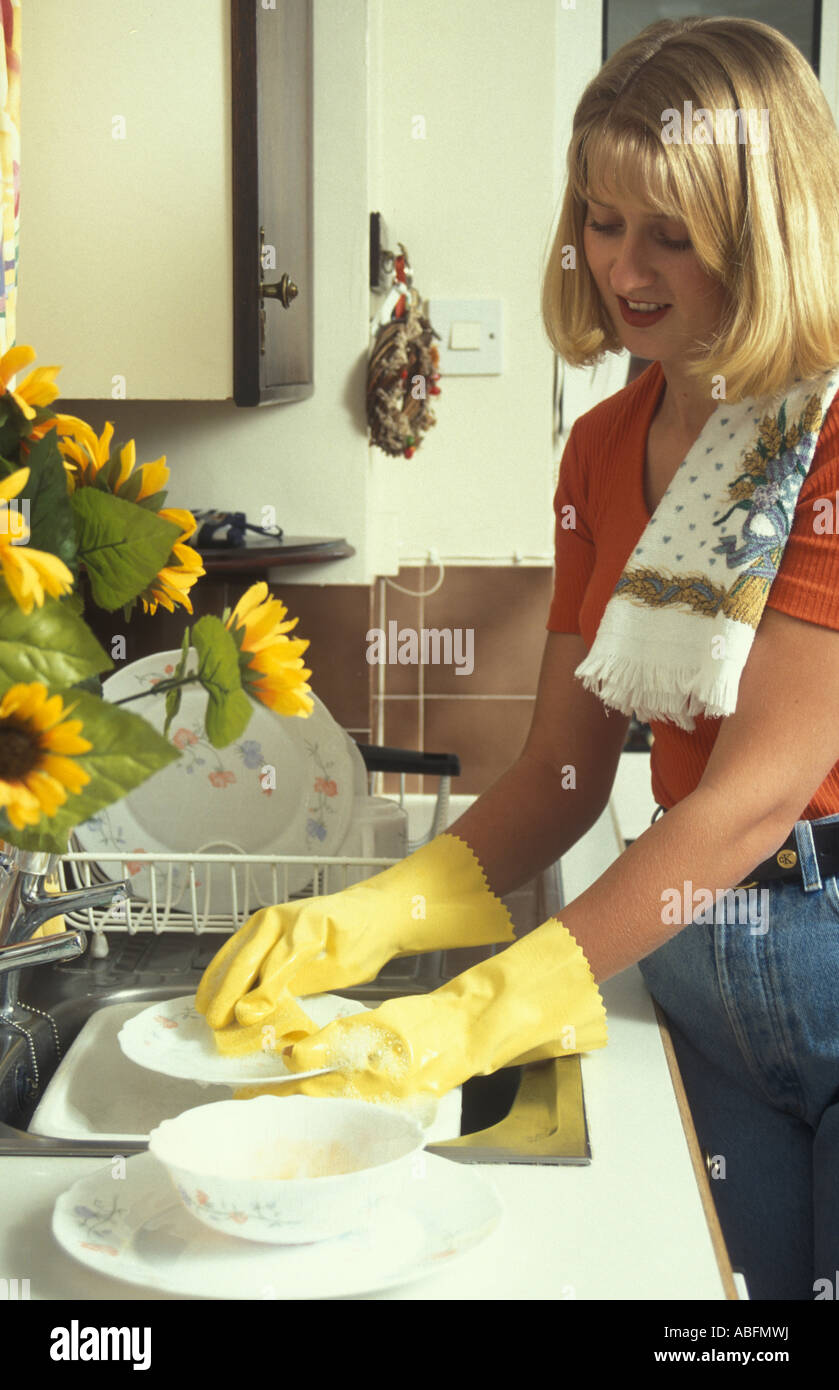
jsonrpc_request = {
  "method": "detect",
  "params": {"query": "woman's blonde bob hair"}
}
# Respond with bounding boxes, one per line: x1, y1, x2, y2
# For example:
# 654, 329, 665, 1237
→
542, 17, 839, 401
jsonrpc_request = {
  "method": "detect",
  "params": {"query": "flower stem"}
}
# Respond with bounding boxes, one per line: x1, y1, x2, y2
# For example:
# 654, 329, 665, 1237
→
112, 676, 202, 707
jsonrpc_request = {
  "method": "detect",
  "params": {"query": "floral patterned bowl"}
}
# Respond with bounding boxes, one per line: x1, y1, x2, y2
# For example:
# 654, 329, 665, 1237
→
148, 1095, 426, 1245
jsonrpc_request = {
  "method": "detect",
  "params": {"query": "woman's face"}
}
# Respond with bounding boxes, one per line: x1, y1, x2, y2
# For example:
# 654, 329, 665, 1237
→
582, 183, 728, 374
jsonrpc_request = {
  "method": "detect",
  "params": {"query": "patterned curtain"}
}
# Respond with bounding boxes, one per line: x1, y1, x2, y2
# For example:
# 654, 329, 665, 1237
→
0, 0, 20, 353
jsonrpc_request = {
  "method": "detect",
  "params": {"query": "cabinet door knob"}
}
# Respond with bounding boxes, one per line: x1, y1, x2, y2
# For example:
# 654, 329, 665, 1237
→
261, 274, 299, 308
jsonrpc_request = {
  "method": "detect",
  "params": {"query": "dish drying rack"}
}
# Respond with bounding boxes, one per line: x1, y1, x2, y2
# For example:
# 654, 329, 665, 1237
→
55, 746, 460, 945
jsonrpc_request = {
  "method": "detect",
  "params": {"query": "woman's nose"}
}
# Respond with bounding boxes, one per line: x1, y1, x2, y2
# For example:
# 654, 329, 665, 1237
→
608, 234, 659, 296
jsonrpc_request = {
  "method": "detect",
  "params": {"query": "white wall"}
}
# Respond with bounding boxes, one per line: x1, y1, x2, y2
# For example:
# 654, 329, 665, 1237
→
369, 0, 560, 567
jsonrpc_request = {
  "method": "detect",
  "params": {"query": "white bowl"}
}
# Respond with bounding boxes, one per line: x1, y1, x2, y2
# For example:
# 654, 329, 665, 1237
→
148, 1095, 426, 1244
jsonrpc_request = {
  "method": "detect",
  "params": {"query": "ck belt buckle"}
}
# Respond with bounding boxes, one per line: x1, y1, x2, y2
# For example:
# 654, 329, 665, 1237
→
736, 846, 798, 889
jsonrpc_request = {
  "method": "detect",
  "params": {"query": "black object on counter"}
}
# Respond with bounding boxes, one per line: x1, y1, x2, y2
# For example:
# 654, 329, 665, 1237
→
355, 745, 460, 778
192, 510, 283, 549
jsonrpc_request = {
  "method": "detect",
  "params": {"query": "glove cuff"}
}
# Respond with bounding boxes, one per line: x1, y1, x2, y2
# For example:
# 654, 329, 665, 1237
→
348, 832, 516, 954
413, 918, 608, 1090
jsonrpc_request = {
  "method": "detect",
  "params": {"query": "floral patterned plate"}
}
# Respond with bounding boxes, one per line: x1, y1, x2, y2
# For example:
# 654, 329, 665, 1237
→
117, 992, 370, 1086
73, 649, 357, 909
52, 1149, 503, 1300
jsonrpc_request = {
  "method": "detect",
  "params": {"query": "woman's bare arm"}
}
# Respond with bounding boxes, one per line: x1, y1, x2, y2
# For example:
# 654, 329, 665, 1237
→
445, 631, 630, 896
528, 608, 839, 981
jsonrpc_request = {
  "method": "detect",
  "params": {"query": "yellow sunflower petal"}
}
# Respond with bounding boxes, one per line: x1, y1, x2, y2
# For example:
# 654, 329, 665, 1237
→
1, 784, 43, 829
0, 545, 73, 612
0, 549, 39, 613
0, 345, 37, 390
135, 456, 169, 500
24, 548, 75, 600
23, 769, 69, 818
16, 365, 62, 408
114, 440, 136, 493
39, 754, 91, 796
0, 467, 30, 503
0, 682, 41, 722
227, 582, 269, 628
9, 391, 36, 421
248, 641, 311, 674
250, 679, 314, 717
171, 542, 205, 573
44, 720, 92, 755
158, 507, 197, 540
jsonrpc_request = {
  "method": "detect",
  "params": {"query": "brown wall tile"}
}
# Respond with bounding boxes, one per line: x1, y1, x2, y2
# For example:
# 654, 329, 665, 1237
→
424, 697, 535, 796
269, 583, 372, 731
422, 567, 553, 695
374, 567, 426, 696
374, 696, 424, 794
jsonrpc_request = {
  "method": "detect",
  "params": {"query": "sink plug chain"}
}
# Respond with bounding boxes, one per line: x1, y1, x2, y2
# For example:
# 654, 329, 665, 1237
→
6, 1019, 39, 1091
16, 1000, 62, 1067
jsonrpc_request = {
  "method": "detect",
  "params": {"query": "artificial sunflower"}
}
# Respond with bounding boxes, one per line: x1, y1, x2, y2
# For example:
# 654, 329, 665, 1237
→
48, 416, 168, 501
44, 416, 204, 615
138, 508, 206, 616
225, 582, 314, 718
0, 682, 91, 830
0, 468, 74, 614
0, 344, 61, 423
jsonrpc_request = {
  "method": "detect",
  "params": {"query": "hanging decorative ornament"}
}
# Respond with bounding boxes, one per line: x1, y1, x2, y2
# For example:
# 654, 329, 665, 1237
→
366, 245, 441, 459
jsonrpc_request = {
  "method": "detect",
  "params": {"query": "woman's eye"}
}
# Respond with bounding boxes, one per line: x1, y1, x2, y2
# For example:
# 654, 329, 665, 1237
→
586, 219, 691, 252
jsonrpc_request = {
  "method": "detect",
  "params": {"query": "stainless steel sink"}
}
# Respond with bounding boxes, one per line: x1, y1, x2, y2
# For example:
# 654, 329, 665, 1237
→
0, 892, 591, 1163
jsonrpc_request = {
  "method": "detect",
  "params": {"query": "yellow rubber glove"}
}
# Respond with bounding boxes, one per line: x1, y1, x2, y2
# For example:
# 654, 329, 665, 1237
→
211, 989, 320, 1057
31, 872, 65, 938
30, 917, 66, 938
195, 834, 515, 1047
235, 918, 608, 1104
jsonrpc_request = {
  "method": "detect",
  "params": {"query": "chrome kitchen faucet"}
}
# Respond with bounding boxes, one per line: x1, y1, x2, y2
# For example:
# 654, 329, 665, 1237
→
0, 843, 129, 1021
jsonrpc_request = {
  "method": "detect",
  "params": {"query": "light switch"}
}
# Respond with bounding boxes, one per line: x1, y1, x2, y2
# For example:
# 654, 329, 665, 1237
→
428, 299, 503, 375
450, 321, 482, 351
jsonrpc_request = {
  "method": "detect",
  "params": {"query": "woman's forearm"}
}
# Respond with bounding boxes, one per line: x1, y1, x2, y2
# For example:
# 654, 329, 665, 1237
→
444, 751, 609, 899
554, 787, 793, 983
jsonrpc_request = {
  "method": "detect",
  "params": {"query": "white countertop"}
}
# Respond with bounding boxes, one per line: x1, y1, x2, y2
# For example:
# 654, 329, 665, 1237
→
0, 780, 732, 1301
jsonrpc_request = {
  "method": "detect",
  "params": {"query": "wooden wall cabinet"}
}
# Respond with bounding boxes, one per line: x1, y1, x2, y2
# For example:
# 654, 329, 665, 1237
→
233, 0, 314, 405
17, 0, 313, 405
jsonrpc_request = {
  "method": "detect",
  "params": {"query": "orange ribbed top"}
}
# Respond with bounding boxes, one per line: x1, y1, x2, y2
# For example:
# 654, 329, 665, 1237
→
547, 360, 839, 818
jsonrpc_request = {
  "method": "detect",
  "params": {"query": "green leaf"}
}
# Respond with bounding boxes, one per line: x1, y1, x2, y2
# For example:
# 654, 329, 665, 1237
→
163, 627, 191, 738
99, 454, 123, 493
0, 590, 112, 690
63, 592, 85, 619
70, 488, 180, 611
191, 614, 252, 748
0, 688, 181, 854
0, 432, 79, 574
163, 683, 182, 736
115, 467, 144, 505
0, 398, 33, 457
134, 489, 168, 514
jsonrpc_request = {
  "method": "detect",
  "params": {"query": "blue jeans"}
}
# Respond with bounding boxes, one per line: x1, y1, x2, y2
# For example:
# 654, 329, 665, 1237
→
637, 810, 839, 1301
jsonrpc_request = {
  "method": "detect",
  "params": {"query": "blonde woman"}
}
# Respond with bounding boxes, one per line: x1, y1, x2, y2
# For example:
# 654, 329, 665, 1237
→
197, 18, 839, 1301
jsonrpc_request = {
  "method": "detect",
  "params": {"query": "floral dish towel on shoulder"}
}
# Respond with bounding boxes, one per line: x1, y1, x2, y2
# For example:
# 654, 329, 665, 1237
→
575, 364, 839, 730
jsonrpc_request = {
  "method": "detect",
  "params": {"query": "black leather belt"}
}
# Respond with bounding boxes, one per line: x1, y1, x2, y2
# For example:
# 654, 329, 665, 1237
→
652, 805, 839, 888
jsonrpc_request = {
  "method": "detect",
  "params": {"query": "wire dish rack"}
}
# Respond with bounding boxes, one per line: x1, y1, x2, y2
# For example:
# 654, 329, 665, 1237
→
55, 849, 407, 938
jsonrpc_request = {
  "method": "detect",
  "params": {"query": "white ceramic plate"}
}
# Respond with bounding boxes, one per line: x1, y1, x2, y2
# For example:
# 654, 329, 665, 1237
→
72, 649, 356, 906
117, 992, 369, 1086
53, 1149, 503, 1300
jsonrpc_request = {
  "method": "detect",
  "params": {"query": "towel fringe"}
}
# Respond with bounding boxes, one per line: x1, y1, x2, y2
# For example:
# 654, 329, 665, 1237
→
575, 649, 742, 731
